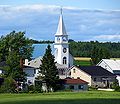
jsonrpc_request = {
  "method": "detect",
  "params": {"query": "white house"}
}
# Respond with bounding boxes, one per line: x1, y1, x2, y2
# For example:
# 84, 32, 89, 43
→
24, 9, 73, 84
97, 59, 120, 86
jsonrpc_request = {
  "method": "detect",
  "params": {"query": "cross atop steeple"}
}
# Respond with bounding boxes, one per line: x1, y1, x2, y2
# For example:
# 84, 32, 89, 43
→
60, 7, 62, 15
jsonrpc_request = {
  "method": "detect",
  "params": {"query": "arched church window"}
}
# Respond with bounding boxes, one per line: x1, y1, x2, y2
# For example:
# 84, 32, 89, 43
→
63, 57, 67, 64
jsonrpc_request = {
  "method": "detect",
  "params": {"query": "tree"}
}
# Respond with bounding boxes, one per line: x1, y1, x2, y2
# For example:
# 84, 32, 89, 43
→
69, 41, 120, 58
0, 31, 33, 92
91, 45, 111, 65
0, 77, 17, 93
0, 31, 33, 62
38, 45, 59, 92
4, 51, 26, 81
91, 45, 99, 65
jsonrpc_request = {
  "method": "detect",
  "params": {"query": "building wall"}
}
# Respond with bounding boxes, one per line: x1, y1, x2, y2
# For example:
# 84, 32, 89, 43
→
91, 76, 116, 88
64, 84, 88, 91
69, 54, 73, 67
0, 70, 2, 74
116, 75, 120, 86
24, 68, 39, 85
54, 44, 69, 68
70, 66, 91, 86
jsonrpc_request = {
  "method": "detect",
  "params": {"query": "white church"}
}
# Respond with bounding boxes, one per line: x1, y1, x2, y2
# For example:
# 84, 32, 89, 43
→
24, 9, 73, 84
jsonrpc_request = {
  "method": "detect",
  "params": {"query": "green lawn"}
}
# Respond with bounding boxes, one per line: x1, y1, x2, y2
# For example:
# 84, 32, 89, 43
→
0, 91, 120, 104
74, 60, 91, 66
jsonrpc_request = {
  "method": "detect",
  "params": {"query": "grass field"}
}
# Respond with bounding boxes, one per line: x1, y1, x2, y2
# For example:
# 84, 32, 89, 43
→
74, 57, 91, 66
0, 91, 120, 104
74, 57, 91, 61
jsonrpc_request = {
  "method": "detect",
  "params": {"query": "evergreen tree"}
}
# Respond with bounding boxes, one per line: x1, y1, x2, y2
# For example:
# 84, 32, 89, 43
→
91, 45, 110, 65
38, 45, 59, 92
91, 45, 99, 65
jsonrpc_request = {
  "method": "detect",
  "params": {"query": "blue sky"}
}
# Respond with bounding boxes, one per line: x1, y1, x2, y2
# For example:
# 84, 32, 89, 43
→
0, 0, 120, 41
1, 0, 120, 10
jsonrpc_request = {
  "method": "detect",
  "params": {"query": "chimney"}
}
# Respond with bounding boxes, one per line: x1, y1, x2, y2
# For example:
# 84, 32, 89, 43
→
25, 59, 28, 66
20, 58, 23, 68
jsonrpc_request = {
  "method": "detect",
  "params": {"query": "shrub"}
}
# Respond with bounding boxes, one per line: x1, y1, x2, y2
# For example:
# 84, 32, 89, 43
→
0, 77, 17, 93
111, 80, 120, 92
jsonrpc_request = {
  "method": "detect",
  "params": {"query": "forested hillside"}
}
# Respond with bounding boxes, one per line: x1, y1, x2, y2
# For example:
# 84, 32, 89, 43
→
69, 41, 120, 58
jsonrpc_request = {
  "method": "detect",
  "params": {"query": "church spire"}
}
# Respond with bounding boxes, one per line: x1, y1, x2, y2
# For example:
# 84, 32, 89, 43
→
55, 8, 67, 36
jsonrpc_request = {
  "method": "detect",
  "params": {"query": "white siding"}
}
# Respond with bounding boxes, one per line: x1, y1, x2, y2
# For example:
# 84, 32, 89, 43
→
0, 70, 2, 74
70, 66, 91, 86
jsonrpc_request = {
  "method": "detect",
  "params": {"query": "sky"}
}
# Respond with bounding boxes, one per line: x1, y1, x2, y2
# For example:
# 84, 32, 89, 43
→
0, 0, 120, 42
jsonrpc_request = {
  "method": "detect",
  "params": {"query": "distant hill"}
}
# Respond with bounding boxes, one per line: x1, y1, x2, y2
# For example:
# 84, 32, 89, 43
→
30, 39, 54, 44
31, 39, 120, 58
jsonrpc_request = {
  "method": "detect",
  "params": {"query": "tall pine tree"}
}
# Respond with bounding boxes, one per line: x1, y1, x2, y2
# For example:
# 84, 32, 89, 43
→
38, 45, 59, 92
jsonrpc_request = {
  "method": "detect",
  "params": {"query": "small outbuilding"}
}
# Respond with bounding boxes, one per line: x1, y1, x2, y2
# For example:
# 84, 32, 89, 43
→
62, 78, 88, 91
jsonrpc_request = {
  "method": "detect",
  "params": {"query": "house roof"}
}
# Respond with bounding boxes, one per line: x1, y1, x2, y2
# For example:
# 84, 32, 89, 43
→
26, 56, 42, 68
63, 79, 88, 84
24, 56, 68, 70
97, 59, 120, 71
79, 66, 115, 76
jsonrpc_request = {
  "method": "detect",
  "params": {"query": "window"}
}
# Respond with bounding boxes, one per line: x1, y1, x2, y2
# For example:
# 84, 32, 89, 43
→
94, 78, 96, 81
77, 77, 80, 79
78, 85, 83, 89
28, 80, 32, 85
63, 57, 67, 64
57, 37, 60, 42
73, 69, 76, 73
63, 48, 67, 53
70, 85, 74, 89
34, 69, 36, 74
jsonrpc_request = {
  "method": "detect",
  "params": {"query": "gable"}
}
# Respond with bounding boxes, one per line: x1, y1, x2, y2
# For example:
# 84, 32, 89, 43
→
97, 59, 120, 72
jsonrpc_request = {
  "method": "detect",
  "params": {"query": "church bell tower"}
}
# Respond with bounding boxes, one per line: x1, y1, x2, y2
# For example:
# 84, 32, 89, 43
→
54, 8, 69, 68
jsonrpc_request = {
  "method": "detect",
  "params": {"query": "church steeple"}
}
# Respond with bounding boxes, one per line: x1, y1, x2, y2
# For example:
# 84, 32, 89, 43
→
55, 8, 67, 36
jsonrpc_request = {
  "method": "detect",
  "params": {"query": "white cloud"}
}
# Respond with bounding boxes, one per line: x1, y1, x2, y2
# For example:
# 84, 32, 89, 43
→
93, 34, 120, 41
0, 4, 120, 41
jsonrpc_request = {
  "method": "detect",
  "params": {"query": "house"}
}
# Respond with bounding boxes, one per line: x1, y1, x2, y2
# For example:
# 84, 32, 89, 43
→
69, 66, 116, 88
97, 59, 120, 86
61, 78, 88, 91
